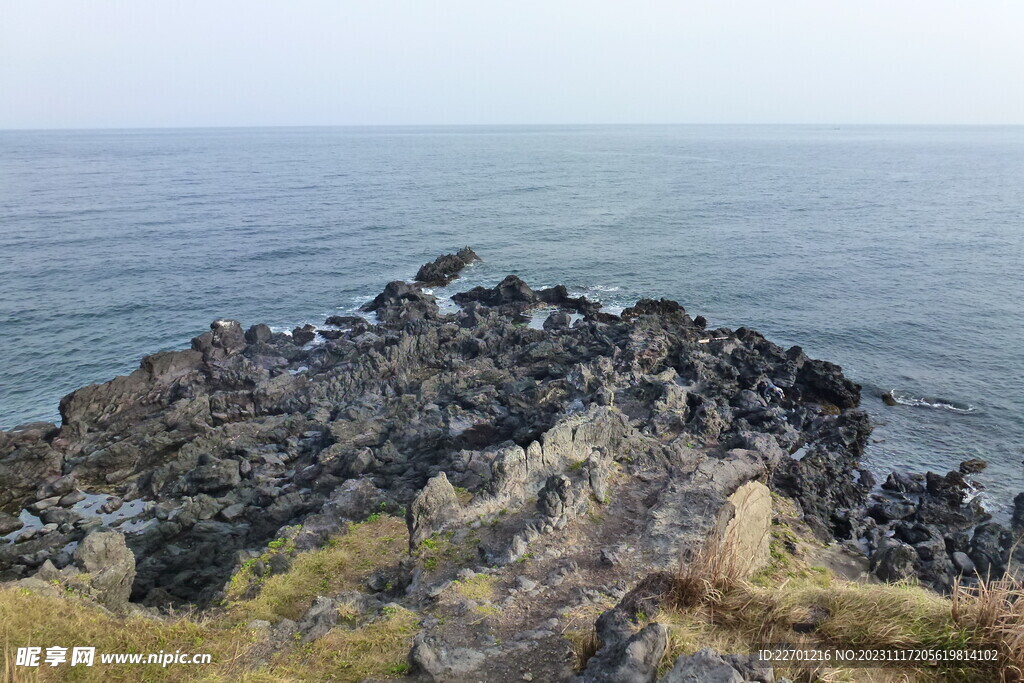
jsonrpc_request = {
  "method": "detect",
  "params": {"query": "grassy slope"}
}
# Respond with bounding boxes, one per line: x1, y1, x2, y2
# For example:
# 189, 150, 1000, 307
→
4, 502, 1024, 682
637, 500, 1023, 682
1, 515, 414, 682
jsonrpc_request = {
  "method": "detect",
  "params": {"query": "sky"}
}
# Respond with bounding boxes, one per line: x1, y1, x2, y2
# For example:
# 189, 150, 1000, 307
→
1, 1, 1023, 129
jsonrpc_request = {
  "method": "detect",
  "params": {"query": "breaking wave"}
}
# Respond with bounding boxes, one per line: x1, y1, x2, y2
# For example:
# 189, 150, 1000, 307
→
889, 389, 977, 414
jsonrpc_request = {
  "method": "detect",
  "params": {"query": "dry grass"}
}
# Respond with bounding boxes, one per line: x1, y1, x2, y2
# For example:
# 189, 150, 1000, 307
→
452, 573, 496, 603
657, 520, 1024, 682
566, 627, 600, 671
226, 515, 407, 622
669, 532, 752, 610
0, 515, 417, 682
267, 606, 419, 680
0, 588, 256, 682
560, 602, 613, 671
951, 572, 1024, 680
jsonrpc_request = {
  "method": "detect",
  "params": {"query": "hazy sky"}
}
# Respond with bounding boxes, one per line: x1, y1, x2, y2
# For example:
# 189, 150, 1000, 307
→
2, 1, 1022, 129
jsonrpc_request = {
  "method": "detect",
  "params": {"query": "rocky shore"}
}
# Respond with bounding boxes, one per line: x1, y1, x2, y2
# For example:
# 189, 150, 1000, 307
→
1, 249, 1020, 681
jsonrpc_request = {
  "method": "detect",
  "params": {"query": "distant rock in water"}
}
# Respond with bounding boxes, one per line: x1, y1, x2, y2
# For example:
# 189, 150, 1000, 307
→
414, 246, 480, 286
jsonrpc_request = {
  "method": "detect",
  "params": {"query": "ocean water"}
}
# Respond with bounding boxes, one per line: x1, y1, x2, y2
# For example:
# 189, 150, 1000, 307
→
1, 125, 1022, 513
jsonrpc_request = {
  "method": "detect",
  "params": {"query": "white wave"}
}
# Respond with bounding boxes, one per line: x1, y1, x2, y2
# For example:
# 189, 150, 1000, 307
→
889, 389, 977, 414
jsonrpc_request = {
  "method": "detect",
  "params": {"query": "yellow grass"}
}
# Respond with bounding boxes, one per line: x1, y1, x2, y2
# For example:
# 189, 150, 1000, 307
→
657, 519, 1024, 682
226, 515, 407, 622
0, 515, 417, 682
267, 606, 419, 681
0, 589, 255, 682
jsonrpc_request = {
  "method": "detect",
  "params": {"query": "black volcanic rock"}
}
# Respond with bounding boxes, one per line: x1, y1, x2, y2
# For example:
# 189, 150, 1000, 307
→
414, 246, 480, 286
360, 280, 439, 323
5, 248, 1010, 647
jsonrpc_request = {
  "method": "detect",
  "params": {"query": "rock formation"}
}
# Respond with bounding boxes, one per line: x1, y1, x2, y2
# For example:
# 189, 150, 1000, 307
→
1, 249, 1018, 680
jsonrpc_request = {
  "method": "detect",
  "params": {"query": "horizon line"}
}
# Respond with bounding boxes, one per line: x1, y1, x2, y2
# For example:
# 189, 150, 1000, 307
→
3, 121, 1024, 133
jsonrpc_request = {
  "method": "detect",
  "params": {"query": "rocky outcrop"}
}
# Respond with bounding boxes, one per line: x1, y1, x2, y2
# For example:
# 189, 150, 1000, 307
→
7, 249, 1007, 680
414, 247, 481, 286
22, 530, 136, 612
0, 422, 62, 513
408, 473, 463, 549
859, 466, 1016, 591
361, 280, 440, 323
0, 251, 879, 609
659, 648, 775, 682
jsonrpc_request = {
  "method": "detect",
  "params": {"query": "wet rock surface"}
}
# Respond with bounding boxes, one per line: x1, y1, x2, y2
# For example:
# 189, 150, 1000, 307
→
1, 249, 1018, 679
414, 246, 481, 286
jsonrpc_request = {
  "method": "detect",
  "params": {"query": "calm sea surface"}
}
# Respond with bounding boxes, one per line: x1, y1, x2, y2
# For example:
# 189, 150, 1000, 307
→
1, 126, 1022, 512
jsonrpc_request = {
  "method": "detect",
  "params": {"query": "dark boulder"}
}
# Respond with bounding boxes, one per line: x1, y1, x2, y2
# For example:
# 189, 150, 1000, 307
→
291, 325, 316, 345
795, 359, 861, 409
362, 281, 440, 323
323, 315, 363, 327
192, 319, 247, 361
1012, 492, 1024, 532
882, 471, 926, 494
543, 311, 572, 331
245, 323, 272, 345
414, 246, 480, 286
871, 540, 918, 582
959, 458, 988, 475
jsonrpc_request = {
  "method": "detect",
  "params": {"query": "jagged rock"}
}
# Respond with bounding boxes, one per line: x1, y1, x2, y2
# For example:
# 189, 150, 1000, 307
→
1012, 493, 1024, 533
409, 634, 445, 678
361, 280, 439, 323
407, 473, 461, 549
291, 325, 316, 345
325, 477, 389, 520
660, 648, 775, 682
245, 323, 273, 344
414, 246, 480, 285
324, 315, 363, 327
580, 607, 667, 683
969, 523, 1011, 577
868, 498, 917, 523
72, 530, 136, 611
407, 633, 485, 680
0, 423, 63, 513
882, 471, 926, 494
538, 475, 573, 520
795, 358, 860, 409
192, 319, 247, 361
771, 411, 873, 540
544, 311, 572, 330
871, 540, 917, 582
298, 595, 340, 642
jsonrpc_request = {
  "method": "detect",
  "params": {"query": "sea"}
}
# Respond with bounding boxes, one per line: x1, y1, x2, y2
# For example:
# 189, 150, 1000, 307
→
1, 125, 1022, 515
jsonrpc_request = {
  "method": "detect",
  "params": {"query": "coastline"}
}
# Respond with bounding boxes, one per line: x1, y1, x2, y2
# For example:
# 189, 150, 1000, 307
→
1, 250, 1021, 680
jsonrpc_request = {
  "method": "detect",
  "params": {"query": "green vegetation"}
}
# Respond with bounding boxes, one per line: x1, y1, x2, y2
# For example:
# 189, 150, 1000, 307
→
226, 516, 407, 623
414, 530, 475, 575
0, 515, 416, 682
658, 523, 1024, 681
267, 606, 419, 681
452, 573, 496, 602
568, 500, 1024, 682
